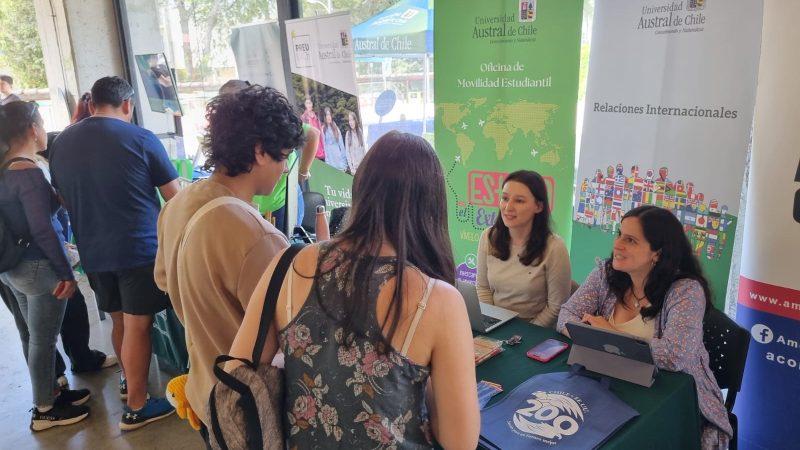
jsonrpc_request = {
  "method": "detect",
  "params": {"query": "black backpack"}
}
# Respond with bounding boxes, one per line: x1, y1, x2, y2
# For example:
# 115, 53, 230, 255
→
0, 157, 32, 273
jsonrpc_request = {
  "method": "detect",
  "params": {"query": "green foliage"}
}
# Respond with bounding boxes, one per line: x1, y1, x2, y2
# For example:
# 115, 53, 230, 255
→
302, 0, 398, 25
0, 0, 46, 88
163, 0, 272, 80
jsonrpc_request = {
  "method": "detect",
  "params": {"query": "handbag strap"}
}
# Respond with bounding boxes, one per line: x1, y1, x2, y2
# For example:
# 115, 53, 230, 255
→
251, 243, 305, 367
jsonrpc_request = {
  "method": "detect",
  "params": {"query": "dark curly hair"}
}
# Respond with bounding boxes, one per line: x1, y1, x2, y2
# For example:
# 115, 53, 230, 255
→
605, 205, 712, 319
202, 85, 304, 176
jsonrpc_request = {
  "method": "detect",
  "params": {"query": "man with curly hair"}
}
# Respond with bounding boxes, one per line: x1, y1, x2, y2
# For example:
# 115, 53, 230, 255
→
154, 85, 305, 442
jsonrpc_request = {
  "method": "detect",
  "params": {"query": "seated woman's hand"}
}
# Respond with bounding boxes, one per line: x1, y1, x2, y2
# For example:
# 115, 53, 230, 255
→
581, 313, 616, 332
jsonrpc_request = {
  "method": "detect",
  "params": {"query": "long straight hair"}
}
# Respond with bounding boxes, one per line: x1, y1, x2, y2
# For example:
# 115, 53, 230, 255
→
488, 170, 552, 266
345, 110, 363, 148
316, 131, 455, 350
605, 205, 712, 319
323, 106, 341, 141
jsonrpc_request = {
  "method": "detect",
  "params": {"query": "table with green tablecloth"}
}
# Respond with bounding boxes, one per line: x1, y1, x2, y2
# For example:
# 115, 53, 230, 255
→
476, 319, 701, 450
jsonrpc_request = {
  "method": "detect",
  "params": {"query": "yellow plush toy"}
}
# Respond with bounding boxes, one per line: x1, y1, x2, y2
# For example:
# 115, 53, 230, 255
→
166, 374, 201, 431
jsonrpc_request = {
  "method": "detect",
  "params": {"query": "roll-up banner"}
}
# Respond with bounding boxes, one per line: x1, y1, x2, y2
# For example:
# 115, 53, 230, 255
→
285, 12, 361, 211
230, 21, 288, 95
735, 2, 800, 448
435, 0, 584, 283
571, 0, 763, 307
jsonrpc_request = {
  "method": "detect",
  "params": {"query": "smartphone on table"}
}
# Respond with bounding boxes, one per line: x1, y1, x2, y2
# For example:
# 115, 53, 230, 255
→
526, 338, 569, 362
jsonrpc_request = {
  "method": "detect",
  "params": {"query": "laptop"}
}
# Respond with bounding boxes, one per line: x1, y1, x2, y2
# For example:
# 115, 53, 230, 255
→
455, 281, 518, 333
565, 322, 658, 387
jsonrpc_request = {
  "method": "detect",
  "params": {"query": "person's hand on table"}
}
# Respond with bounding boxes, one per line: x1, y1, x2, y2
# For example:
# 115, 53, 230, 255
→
581, 313, 616, 332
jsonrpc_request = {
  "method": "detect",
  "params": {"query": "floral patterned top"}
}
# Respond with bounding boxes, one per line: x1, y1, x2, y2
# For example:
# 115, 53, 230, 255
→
557, 264, 733, 450
278, 245, 433, 449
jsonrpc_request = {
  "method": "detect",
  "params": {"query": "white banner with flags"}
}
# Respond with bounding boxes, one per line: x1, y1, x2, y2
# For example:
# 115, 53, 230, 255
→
570, 0, 763, 307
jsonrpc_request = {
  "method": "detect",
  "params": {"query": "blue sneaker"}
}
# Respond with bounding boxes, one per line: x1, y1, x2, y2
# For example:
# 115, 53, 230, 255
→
119, 397, 175, 431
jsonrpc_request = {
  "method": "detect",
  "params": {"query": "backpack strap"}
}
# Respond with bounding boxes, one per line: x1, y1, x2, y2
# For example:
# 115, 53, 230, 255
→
251, 243, 305, 366
0, 156, 36, 172
1, 156, 37, 174
208, 245, 304, 450
176, 196, 264, 287
178, 196, 260, 259
400, 278, 435, 357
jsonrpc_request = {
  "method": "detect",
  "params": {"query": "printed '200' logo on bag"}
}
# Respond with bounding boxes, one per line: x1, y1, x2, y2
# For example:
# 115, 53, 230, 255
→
510, 391, 588, 442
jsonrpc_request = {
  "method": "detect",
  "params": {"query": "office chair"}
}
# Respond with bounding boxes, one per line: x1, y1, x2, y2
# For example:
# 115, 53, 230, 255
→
703, 307, 750, 450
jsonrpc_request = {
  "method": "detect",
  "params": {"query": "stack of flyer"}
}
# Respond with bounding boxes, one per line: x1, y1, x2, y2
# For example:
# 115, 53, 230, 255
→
474, 336, 504, 365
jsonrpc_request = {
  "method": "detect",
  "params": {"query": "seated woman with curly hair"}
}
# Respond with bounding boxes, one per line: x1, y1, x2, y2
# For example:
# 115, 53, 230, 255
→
558, 205, 732, 450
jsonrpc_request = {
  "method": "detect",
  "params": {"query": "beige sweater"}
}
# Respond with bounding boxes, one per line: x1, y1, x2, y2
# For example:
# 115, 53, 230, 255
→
476, 228, 572, 328
154, 179, 288, 426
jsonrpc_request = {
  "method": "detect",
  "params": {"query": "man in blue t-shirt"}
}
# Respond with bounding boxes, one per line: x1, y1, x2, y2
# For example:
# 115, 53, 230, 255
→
50, 76, 180, 431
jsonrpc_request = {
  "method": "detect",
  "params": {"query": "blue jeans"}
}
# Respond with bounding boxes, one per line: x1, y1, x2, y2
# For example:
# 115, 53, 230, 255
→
0, 259, 67, 406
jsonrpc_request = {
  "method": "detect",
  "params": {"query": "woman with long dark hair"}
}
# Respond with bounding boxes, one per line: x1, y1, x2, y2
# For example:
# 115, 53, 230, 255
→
344, 110, 365, 173
228, 131, 479, 448
321, 106, 348, 172
0, 101, 90, 430
557, 205, 732, 449
476, 170, 572, 327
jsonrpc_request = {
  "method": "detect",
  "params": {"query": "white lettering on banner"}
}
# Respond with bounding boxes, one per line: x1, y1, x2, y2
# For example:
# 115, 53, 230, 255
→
766, 353, 800, 370
509, 391, 587, 444
748, 291, 800, 312
750, 324, 800, 373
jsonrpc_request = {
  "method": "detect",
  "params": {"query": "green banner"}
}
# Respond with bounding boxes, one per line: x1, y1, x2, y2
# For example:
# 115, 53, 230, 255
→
434, 0, 584, 283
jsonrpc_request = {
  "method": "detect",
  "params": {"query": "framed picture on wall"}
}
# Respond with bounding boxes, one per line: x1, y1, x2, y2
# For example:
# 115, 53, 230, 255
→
134, 53, 182, 115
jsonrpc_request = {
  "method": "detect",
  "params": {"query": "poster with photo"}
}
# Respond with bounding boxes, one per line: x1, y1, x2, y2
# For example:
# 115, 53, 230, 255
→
285, 12, 365, 180
134, 53, 182, 115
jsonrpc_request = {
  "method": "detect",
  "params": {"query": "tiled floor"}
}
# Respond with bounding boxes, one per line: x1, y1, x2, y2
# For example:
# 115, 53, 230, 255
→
0, 277, 204, 450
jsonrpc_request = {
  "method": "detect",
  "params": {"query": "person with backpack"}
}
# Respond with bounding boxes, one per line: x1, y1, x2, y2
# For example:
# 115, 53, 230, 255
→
0, 101, 91, 431
154, 85, 304, 443
226, 131, 480, 449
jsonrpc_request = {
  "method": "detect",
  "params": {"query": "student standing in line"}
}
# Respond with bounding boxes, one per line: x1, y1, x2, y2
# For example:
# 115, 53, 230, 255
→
0, 101, 89, 431
50, 76, 180, 431
228, 131, 480, 449
155, 85, 304, 443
